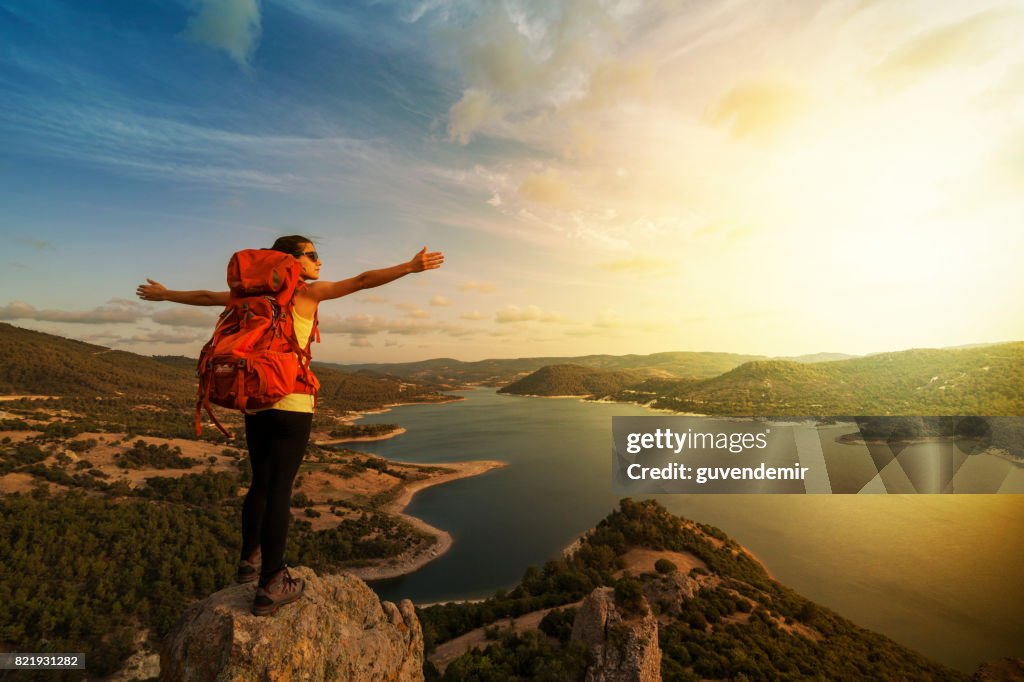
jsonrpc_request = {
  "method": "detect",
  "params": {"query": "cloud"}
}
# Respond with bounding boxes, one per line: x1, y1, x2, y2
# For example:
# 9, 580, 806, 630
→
395, 302, 431, 318
2, 90, 395, 194
565, 327, 610, 337
150, 308, 220, 328
870, 10, 1017, 87
318, 313, 386, 336
106, 297, 140, 307
440, 4, 654, 147
317, 312, 476, 338
598, 255, 674, 274
593, 309, 625, 329
459, 280, 496, 293
0, 301, 141, 324
706, 78, 810, 140
579, 57, 656, 111
459, 310, 485, 320
351, 337, 373, 348
16, 238, 54, 251
183, 0, 262, 67
430, 295, 451, 307
447, 89, 503, 144
360, 294, 389, 304
494, 304, 563, 323
456, 4, 539, 94
518, 168, 570, 205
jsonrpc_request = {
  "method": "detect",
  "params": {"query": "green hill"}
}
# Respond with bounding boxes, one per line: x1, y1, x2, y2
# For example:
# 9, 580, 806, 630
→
497, 364, 644, 396
339, 351, 769, 387
421, 498, 965, 680
0, 323, 196, 397
604, 342, 1024, 415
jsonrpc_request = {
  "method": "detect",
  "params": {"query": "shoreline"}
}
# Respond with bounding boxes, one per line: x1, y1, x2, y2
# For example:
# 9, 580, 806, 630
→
339, 395, 466, 422
312, 426, 407, 445
498, 392, 589, 399
503, 391, 711, 417
344, 458, 508, 582
0, 394, 59, 401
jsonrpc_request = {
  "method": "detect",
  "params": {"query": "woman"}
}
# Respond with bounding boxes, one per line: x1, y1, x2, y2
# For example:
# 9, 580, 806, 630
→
136, 235, 444, 615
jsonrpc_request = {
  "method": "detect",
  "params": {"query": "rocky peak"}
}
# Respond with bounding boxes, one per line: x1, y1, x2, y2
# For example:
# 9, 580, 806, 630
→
571, 587, 661, 682
160, 567, 423, 681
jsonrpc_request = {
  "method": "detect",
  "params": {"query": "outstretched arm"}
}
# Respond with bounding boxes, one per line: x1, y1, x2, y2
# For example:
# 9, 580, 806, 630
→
136, 279, 229, 306
307, 247, 444, 302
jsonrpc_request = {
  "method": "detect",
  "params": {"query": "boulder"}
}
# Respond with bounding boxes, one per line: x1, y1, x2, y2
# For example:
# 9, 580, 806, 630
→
160, 567, 423, 681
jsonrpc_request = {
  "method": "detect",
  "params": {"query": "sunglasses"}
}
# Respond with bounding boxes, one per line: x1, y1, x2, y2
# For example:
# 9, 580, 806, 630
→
294, 250, 320, 262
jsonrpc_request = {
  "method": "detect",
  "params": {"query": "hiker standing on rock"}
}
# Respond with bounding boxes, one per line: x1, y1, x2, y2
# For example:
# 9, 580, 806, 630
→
137, 236, 444, 615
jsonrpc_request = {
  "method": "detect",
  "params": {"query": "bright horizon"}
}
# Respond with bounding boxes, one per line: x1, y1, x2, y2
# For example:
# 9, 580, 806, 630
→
2, 1, 1023, 363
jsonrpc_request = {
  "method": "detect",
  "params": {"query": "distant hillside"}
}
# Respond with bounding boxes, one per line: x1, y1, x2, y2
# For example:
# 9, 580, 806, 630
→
777, 352, 857, 364
312, 365, 449, 412
0, 323, 453, 436
604, 342, 1024, 415
497, 364, 644, 396
0, 323, 196, 397
340, 351, 769, 387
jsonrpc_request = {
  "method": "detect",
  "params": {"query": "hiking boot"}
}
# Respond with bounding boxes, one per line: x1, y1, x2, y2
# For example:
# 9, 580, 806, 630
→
252, 566, 305, 616
236, 548, 261, 584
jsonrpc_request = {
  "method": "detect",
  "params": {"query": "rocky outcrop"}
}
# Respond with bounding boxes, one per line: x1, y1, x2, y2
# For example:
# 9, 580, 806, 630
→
160, 567, 423, 681
570, 587, 660, 682
639, 572, 701, 618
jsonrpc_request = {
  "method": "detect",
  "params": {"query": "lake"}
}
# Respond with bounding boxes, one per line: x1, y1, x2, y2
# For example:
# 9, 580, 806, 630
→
350, 388, 1024, 673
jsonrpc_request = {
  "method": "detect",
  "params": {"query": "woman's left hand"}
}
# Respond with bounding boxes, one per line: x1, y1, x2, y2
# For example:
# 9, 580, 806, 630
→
410, 247, 444, 272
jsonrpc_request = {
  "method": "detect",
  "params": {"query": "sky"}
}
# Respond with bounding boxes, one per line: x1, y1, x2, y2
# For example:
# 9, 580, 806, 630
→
2, 0, 1023, 363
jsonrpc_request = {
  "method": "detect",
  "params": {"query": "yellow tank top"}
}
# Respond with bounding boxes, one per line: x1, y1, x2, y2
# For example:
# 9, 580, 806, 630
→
251, 310, 315, 414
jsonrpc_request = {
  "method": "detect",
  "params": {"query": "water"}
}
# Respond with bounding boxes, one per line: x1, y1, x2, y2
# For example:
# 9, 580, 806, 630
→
350, 388, 1024, 672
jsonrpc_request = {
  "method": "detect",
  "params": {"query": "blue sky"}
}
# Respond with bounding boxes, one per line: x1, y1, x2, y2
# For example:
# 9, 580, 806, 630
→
2, 1, 1023, 362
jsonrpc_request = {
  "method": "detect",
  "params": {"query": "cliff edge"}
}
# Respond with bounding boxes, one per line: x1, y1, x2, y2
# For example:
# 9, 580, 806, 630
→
160, 567, 423, 681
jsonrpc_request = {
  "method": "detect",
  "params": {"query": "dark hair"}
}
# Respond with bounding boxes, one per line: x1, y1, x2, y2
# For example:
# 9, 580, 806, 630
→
270, 235, 313, 256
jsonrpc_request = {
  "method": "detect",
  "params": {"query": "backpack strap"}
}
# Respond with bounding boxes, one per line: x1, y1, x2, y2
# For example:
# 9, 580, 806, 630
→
194, 309, 237, 439
288, 282, 319, 393
195, 359, 232, 438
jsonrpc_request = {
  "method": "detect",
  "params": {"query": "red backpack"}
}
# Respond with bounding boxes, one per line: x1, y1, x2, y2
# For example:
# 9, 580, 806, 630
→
195, 249, 320, 437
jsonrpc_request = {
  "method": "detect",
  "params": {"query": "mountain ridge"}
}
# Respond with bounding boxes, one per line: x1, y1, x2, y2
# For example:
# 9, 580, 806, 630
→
497, 341, 1024, 416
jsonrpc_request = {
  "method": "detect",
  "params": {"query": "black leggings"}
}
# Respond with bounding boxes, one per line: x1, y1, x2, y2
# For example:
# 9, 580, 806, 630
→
240, 409, 313, 585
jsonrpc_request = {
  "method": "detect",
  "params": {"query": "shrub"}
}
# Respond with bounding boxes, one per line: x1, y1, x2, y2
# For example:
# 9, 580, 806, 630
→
614, 578, 645, 617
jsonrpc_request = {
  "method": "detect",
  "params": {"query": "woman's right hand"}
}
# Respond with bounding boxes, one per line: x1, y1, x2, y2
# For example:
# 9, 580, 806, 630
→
136, 278, 167, 301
